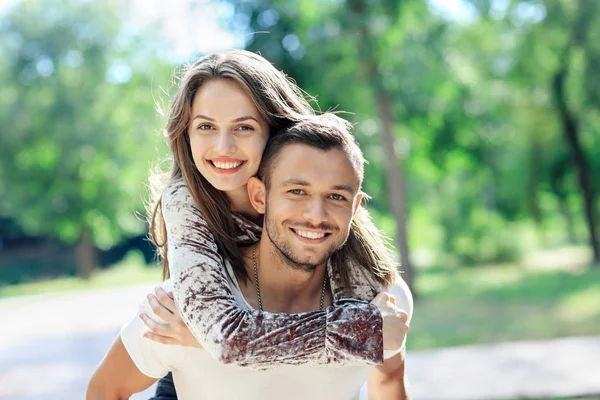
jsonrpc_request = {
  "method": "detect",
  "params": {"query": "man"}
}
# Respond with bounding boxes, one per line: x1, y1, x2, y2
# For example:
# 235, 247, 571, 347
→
87, 115, 413, 399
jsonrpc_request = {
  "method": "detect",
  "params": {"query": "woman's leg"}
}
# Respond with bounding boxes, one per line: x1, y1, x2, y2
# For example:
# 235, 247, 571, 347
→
148, 372, 177, 400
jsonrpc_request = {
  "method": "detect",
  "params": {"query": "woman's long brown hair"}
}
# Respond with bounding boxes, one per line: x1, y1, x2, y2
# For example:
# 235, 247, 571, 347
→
148, 50, 315, 281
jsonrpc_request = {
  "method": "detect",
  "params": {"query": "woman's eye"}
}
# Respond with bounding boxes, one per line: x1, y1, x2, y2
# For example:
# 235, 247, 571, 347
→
290, 189, 305, 195
330, 194, 345, 201
197, 123, 213, 131
236, 125, 254, 132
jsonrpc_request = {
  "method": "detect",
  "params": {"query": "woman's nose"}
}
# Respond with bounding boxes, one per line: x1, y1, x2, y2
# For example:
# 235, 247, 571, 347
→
214, 131, 236, 154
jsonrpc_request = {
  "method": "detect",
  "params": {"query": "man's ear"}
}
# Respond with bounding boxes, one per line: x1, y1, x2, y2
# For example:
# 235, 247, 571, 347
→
247, 177, 266, 214
352, 192, 364, 214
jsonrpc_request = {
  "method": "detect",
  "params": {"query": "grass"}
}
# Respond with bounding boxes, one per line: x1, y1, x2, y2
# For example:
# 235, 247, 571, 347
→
408, 262, 600, 350
0, 251, 163, 298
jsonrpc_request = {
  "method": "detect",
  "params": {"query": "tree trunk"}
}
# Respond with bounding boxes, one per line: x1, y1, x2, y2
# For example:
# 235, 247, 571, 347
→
349, 0, 415, 292
557, 197, 578, 245
552, 58, 599, 263
527, 138, 546, 244
374, 90, 415, 292
75, 228, 97, 279
549, 157, 578, 244
549, 0, 600, 263
526, 139, 543, 225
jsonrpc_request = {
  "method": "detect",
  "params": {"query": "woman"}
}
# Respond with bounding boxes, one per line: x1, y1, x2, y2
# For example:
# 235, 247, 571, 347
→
142, 50, 408, 397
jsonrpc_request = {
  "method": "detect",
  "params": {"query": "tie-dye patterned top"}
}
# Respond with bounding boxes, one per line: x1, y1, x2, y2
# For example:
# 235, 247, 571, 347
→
163, 179, 386, 369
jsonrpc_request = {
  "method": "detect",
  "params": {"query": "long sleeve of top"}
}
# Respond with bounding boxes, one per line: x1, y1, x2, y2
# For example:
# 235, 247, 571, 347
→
162, 180, 384, 369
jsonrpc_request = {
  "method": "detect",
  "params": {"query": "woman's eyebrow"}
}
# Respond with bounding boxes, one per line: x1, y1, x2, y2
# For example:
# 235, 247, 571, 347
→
191, 114, 259, 123
192, 114, 215, 121
231, 116, 259, 123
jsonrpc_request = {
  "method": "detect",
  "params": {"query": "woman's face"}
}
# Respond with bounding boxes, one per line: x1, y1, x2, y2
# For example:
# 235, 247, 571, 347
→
188, 79, 269, 193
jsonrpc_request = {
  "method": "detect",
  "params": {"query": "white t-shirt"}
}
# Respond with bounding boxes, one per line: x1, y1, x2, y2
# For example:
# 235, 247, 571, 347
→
120, 263, 413, 400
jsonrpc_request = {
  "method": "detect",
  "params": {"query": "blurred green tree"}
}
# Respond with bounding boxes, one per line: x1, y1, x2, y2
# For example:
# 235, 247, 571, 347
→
464, 0, 600, 263
0, 0, 168, 277
548, 0, 600, 262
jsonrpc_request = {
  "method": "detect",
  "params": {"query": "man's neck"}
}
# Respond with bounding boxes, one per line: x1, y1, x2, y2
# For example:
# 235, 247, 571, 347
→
241, 242, 331, 313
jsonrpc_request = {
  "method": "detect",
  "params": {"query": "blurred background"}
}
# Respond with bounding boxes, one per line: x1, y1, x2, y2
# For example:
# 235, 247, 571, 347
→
1, 0, 599, 398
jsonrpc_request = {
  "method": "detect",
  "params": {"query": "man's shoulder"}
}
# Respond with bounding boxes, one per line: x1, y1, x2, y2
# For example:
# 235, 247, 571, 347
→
119, 279, 181, 378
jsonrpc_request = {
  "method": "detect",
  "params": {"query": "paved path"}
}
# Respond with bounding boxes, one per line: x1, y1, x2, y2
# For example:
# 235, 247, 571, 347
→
1, 285, 599, 400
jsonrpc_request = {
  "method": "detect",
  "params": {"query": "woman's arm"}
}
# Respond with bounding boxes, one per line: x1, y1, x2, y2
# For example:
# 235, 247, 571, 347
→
162, 181, 384, 368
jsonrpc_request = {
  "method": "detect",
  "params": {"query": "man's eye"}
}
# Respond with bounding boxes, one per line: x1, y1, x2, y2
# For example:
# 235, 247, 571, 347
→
290, 189, 305, 195
330, 194, 346, 201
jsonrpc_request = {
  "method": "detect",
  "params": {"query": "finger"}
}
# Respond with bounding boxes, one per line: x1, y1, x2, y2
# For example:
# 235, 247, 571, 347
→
396, 310, 409, 323
371, 291, 391, 304
167, 291, 174, 300
388, 295, 396, 305
143, 332, 179, 345
140, 313, 171, 336
155, 288, 177, 314
148, 294, 176, 322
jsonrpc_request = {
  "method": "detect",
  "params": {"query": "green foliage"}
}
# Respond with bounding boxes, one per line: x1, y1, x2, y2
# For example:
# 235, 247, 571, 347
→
448, 209, 525, 265
227, 0, 599, 266
0, 0, 169, 249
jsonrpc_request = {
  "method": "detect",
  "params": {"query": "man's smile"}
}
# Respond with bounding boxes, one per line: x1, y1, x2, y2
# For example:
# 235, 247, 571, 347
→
289, 228, 331, 244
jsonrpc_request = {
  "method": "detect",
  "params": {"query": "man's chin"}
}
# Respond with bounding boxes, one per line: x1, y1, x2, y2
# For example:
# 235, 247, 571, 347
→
286, 254, 329, 272
288, 261, 321, 273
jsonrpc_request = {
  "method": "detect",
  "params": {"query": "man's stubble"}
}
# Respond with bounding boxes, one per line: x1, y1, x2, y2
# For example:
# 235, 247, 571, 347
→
263, 198, 347, 273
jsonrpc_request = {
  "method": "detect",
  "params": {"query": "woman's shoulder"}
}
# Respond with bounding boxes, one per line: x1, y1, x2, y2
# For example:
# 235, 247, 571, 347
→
162, 178, 191, 204
160, 178, 209, 225
160, 177, 261, 243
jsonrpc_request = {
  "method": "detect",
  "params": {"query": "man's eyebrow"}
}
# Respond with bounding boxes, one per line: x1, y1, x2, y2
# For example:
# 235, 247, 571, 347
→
282, 179, 310, 186
282, 180, 355, 194
331, 184, 355, 194
192, 114, 259, 123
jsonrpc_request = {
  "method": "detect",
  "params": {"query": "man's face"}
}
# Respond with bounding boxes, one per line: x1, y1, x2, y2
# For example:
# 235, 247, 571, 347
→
261, 143, 362, 271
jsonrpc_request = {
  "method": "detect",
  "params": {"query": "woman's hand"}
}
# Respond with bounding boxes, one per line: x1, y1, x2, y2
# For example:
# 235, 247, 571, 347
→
140, 286, 203, 349
370, 291, 410, 351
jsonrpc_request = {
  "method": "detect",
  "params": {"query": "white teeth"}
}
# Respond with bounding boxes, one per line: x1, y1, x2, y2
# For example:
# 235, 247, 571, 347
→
212, 161, 243, 169
295, 230, 326, 239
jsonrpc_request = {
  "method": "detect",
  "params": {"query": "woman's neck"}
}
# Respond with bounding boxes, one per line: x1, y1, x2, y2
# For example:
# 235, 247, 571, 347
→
226, 185, 263, 225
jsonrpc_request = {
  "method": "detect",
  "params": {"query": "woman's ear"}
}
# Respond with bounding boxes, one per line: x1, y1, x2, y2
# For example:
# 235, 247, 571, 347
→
352, 192, 364, 214
247, 177, 266, 214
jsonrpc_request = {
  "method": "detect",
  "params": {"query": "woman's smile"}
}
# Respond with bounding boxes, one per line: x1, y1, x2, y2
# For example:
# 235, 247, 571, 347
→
208, 158, 247, 174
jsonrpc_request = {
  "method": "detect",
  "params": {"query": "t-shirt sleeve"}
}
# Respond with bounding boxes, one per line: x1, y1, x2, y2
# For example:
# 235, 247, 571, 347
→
161, 181, 384, 368
120, 281, 180, 379
383, 273, 414, 359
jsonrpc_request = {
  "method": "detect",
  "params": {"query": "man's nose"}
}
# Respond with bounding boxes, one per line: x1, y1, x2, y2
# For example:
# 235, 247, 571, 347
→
214, 131, 236, 154
303, 197, 328, 224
